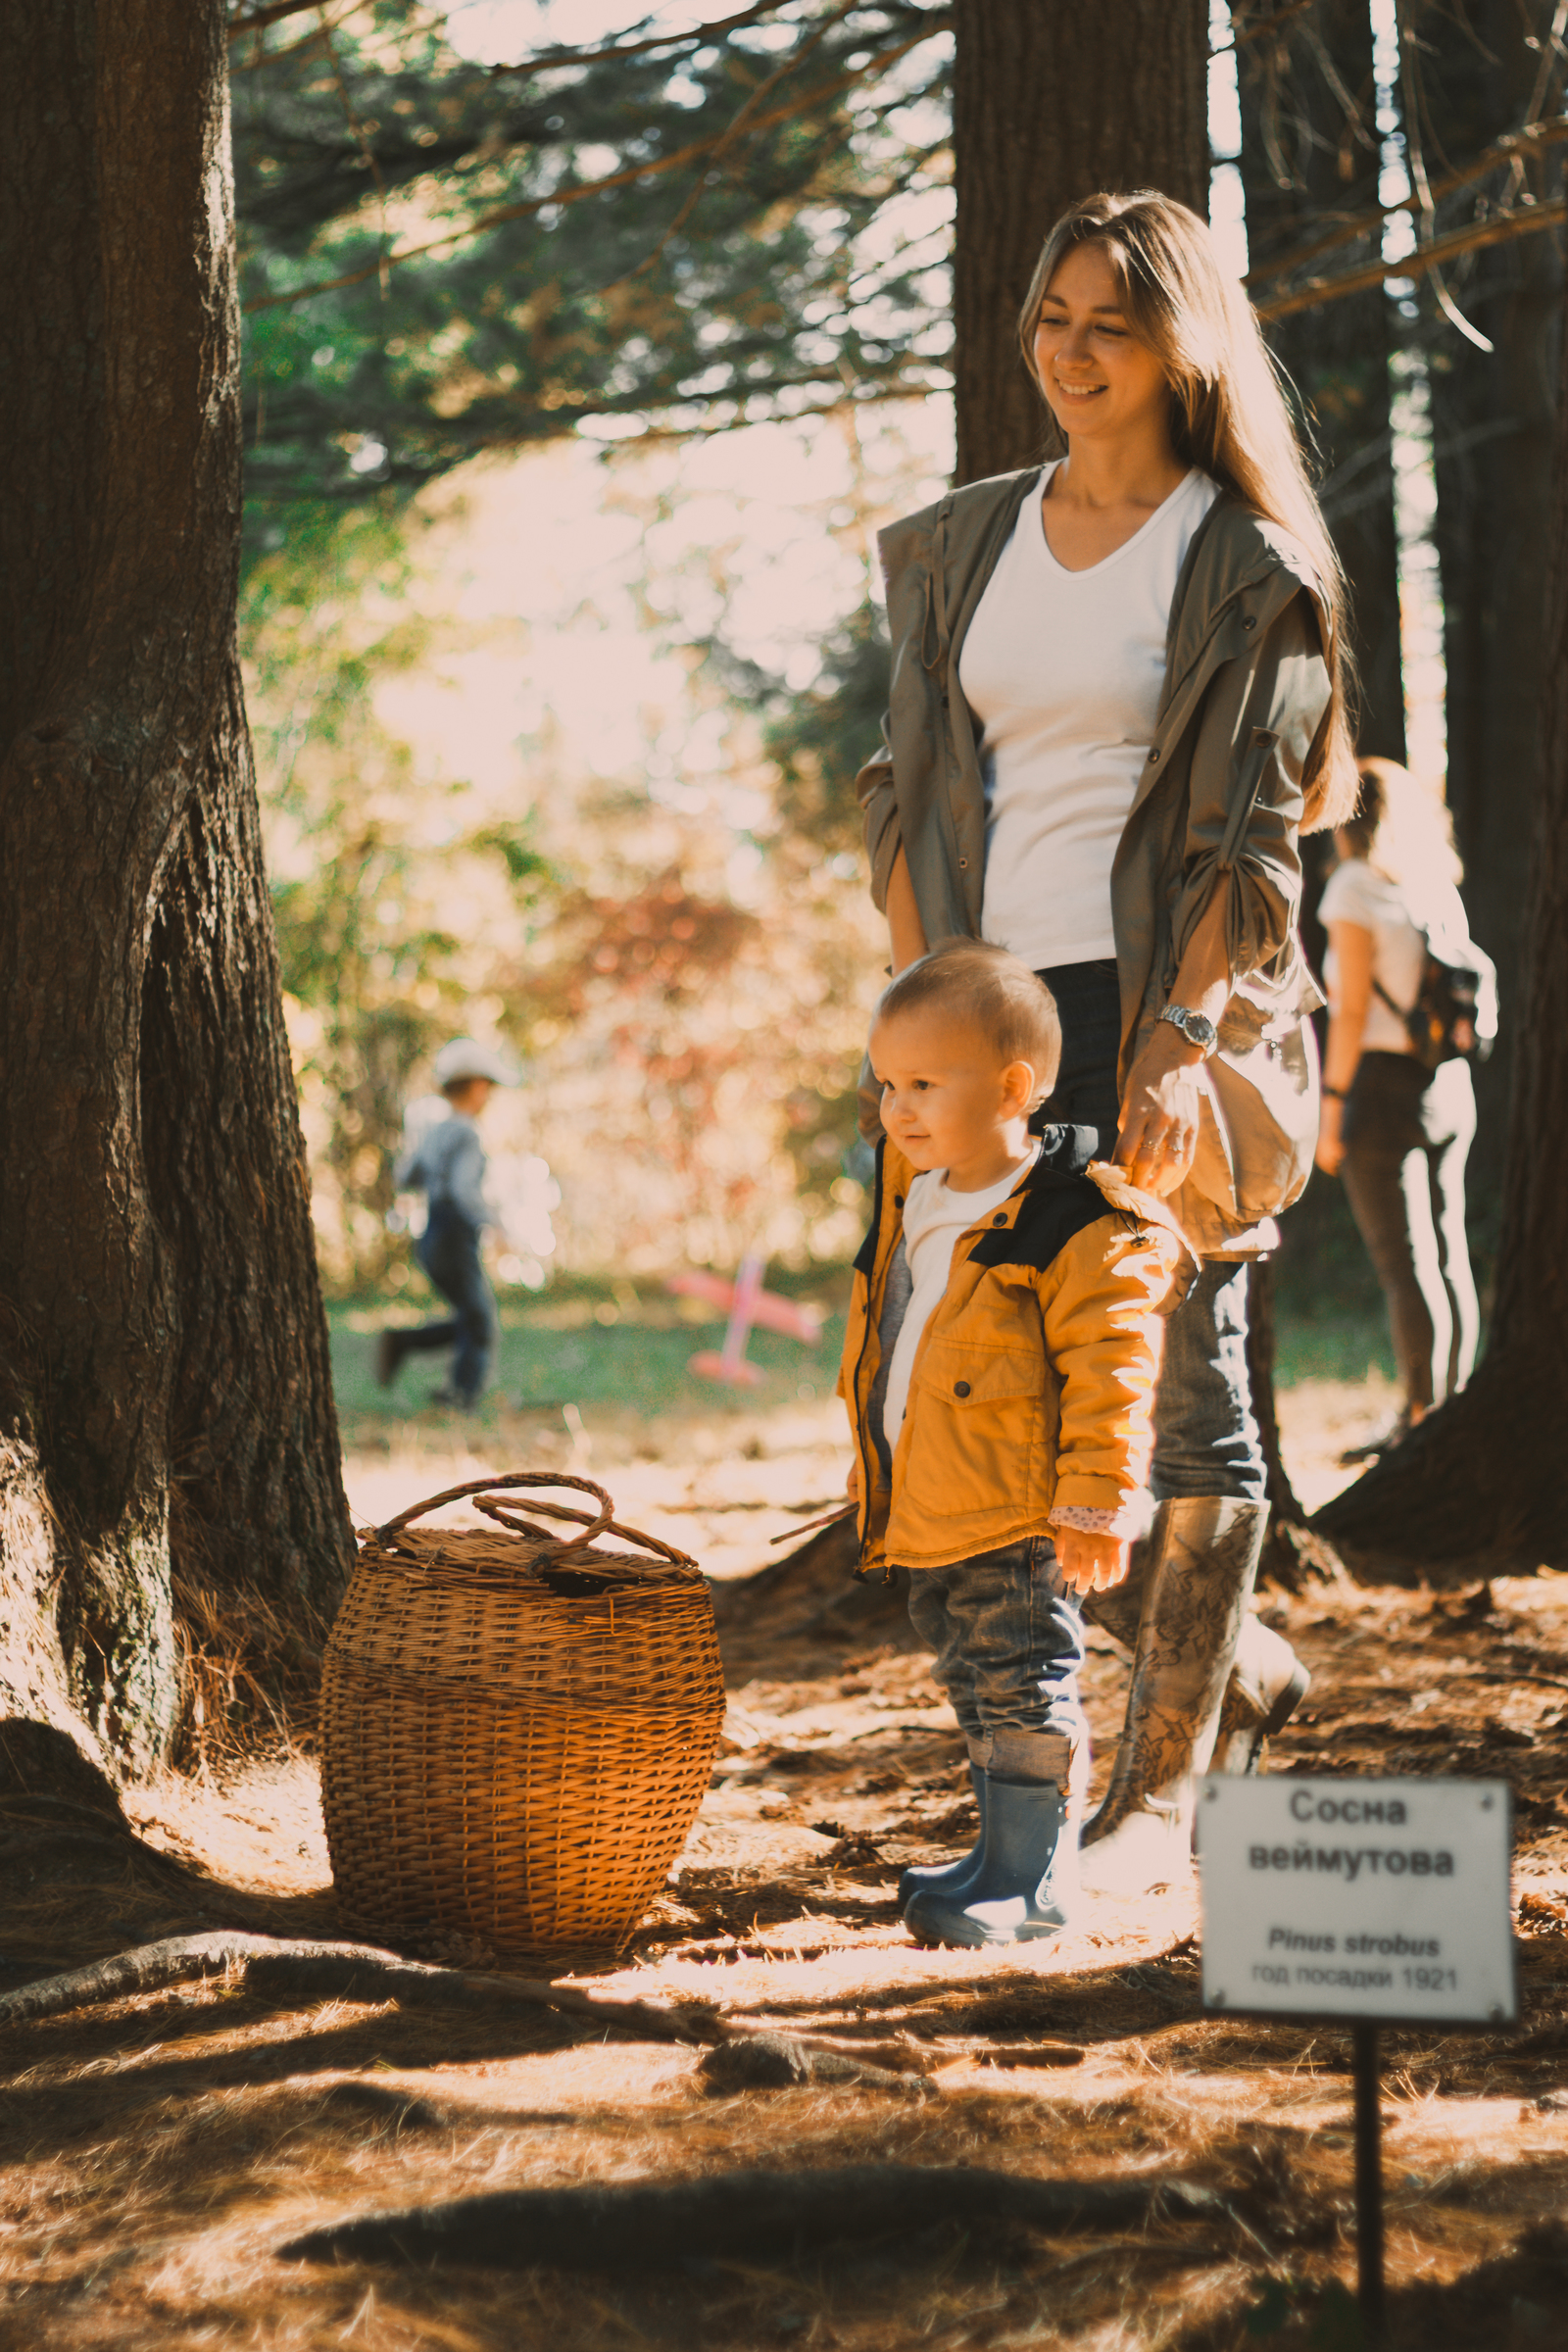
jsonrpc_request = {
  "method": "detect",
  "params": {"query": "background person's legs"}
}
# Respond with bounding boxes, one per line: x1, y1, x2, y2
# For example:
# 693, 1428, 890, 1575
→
1423, 1060, 1479, 1401
1340, 1141, 1447, 1414
1429, 1131, 1480, 1397
414, 1211, 499, 1405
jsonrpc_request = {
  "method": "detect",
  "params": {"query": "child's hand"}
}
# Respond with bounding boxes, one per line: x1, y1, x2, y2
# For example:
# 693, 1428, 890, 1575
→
1054, 1528, 1130, 1595
846, 1456, 860, 1504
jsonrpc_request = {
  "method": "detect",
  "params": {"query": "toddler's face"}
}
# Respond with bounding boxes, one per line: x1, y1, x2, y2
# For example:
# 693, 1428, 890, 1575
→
870, 1007, 1028, 1177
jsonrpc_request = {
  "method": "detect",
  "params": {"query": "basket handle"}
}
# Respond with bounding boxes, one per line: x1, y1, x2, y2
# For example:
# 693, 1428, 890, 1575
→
475, 1490, 699, 1573
374, 1472, 614, 1548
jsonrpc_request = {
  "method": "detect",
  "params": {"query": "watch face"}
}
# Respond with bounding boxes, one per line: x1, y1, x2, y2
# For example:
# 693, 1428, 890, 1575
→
1166, 1006, 1216, 1048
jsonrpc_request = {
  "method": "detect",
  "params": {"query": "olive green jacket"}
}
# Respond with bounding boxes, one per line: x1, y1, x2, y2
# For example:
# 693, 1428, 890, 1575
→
856, 466, 1333, 1255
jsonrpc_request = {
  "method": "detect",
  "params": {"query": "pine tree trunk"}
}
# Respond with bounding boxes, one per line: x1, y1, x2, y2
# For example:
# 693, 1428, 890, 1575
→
1238, 0, 1405, 759
1422, 0, 1563, 1198
0, 0, 353, 1776
1315, 278, 1568, 1578
952, 0, 1210, 484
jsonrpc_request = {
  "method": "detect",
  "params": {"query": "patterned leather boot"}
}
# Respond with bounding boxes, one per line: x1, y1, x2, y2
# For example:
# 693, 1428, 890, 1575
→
1078, 1498, 1268, 1896
1210, 1614, 1311, 1774
1083, 1521, 1310, 1780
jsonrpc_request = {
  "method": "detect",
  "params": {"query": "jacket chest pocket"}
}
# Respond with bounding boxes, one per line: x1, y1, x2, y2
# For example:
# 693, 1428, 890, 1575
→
901, 1343, 1043, 1518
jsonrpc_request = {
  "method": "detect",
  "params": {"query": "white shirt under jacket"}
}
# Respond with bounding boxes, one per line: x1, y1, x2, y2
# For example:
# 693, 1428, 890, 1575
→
960, 463, 1219, 970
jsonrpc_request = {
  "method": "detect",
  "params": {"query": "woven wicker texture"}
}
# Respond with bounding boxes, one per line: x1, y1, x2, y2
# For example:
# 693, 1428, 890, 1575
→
319, 1474, 726, 1952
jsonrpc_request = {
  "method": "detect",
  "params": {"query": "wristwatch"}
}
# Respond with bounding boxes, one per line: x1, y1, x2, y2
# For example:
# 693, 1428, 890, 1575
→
1158, 1004, 1219, 1055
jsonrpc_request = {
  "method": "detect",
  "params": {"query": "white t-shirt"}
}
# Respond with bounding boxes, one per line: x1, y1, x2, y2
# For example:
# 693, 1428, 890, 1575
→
960, 463, 1219, 969
1319, 858, 1471, 1058
880, 1146, 1039, 1456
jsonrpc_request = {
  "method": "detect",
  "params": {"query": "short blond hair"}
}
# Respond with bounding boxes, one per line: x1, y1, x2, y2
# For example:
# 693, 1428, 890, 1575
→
874, 939, 1062, 1107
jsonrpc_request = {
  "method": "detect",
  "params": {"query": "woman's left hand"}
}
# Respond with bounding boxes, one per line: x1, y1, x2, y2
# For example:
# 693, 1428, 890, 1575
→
1113, 1022, 1204, 1197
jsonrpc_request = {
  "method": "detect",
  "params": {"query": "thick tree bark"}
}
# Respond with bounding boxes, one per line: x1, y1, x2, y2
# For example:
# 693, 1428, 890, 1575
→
1316, 264, 1568, 1577
0, 1, 352, 1773
1238, 0, 1405, 760
952, 0, 1210, 484
1421, 0, 1563, 1195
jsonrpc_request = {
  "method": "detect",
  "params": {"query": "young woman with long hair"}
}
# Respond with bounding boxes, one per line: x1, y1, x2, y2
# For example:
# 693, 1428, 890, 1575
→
855, 190, 1356, 1927
1316, 758, 1488, 1448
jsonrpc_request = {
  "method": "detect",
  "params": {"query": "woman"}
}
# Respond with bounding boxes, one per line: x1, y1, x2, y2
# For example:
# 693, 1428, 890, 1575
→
1315, 758, 1485, 1450
856, 190, 1357, 1895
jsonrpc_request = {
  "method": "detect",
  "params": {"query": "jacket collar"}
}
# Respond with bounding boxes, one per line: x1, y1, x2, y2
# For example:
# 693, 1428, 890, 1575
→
873, 1122, 1095, 1226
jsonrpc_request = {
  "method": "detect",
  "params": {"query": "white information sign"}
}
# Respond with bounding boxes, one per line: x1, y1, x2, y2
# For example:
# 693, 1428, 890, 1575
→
1199, 1776, 1516, 2026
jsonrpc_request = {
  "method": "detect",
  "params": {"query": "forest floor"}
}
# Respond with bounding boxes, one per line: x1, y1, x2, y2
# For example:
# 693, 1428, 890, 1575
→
4, 1292, 1568, 2350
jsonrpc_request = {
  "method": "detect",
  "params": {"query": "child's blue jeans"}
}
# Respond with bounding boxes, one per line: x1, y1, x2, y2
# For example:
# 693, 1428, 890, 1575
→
905, 1536, 1086, 1778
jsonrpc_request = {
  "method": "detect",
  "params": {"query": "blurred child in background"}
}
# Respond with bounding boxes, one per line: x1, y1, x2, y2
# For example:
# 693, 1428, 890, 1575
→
375, 1037, 515, 1411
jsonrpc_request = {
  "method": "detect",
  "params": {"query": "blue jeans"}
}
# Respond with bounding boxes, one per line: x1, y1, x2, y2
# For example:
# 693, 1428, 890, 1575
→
1034, 956, 1265, 1502
403, 1206, 498, 1404
905, 1537, 1086, 1769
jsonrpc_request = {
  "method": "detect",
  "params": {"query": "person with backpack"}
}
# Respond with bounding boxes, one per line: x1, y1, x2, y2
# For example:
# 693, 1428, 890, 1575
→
1315, 758, 1496, 1451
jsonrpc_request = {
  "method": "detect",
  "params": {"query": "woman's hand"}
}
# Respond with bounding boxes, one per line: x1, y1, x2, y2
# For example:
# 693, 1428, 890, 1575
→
1314, 1094, 1346, 1176
1054, 1528, 1131, 1595
1113, 1021, 1204, 1197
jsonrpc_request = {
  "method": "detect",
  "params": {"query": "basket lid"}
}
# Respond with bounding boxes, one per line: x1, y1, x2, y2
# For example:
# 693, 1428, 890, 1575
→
362, 1472, 701, 1597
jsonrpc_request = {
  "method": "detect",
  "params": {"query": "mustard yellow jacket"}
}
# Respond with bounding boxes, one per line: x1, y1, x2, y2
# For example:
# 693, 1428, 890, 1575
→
840, 1130, 1196, 1576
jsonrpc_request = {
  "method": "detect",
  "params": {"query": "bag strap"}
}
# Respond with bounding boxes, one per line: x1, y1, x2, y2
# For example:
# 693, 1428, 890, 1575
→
1370, 973, 1413, 1020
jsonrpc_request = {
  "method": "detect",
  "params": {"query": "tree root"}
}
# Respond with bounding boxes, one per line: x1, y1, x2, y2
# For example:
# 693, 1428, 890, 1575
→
0, 1934, 941, 2085
0, 1932, 716, 2046
698, 2033, 935, 2094
278, 2164, 1232, 2271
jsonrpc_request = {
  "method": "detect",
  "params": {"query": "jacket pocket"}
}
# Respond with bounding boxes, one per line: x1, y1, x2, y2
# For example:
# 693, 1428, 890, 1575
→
899, 1344, 1043, 1520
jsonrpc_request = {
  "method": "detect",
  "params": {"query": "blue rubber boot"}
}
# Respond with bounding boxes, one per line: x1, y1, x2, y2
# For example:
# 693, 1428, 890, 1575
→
903, 1774, 1079, 1948
897, 1766, 986, 1908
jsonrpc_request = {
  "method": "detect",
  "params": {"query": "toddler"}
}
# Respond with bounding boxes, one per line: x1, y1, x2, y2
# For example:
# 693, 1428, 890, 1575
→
841, 940, 1193, 1946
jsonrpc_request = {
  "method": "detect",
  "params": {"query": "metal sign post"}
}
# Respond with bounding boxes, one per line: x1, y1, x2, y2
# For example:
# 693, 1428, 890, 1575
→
1351, 2020, 1384, 2337
1200, 1776, 1516, 2342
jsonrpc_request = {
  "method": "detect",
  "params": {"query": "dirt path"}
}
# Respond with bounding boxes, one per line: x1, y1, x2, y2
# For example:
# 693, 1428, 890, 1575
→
3, 1377, 1567, 2348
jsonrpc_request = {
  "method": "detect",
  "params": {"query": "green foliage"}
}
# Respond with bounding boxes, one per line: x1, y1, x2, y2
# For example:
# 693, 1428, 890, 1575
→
328, 1292, 849, 1431
704, 598, 891, 858
241, 498, 558, 1280
234, 2, 953, 534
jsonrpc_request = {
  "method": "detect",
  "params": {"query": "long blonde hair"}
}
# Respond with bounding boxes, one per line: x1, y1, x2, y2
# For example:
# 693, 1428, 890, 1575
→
1016, 190, 1358, 831
1342, 758, 1463, 894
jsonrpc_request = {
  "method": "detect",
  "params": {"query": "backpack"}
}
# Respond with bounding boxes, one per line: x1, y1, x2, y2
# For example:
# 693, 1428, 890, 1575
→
1373, 926, 1498, 1073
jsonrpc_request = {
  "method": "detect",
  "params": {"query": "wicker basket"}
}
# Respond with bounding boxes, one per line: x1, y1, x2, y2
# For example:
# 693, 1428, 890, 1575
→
319, 1473, 726, 1952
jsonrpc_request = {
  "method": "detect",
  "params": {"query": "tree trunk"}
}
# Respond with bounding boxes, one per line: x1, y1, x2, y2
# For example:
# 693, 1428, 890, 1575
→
0, 0, 353, 1776
1315, 253, 1568, 1578
1422, 0, 1563, 1198
952, 0, 1210, 485
1238, 0, 1405, 760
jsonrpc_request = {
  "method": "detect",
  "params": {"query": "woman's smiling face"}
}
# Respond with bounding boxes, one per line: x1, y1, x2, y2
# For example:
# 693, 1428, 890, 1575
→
1032, 240, 1170, 446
